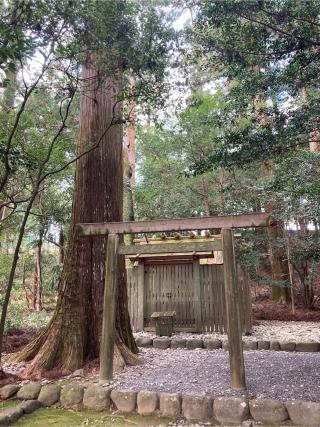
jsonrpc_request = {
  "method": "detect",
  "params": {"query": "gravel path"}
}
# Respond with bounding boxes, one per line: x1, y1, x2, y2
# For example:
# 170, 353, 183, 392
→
134, 320, 320, 342
113, 348, 320, 402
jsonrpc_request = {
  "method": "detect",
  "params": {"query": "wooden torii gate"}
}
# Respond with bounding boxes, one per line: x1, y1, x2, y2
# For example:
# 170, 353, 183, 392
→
76, 212, 269, 390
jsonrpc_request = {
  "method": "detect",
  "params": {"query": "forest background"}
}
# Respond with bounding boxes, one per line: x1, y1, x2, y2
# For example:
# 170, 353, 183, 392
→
0, 0, 320, 373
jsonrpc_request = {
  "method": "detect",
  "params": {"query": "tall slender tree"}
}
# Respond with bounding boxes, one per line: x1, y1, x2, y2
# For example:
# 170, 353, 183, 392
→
14, 57, 138, 373
12, 1, 177, 374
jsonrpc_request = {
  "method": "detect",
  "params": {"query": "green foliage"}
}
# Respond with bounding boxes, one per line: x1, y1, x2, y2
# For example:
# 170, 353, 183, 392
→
136, 91, 263, 220
188, 0, 320, 168
0, 253, 12, 290
5, 303, 52, 333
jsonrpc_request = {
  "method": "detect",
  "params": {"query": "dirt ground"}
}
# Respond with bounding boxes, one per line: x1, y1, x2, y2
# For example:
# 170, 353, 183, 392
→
3, 329, 36, 354
253, 300, 320, 321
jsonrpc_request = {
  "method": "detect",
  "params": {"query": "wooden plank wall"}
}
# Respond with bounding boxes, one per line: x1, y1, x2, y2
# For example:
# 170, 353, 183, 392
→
199, 264, 226, 333
126, 262, 252, 333
127, 267, 138, 330
143, 264, 196, 329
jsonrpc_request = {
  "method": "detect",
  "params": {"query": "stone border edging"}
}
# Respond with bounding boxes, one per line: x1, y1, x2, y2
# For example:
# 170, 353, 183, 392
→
0, 398, 41, 425
135, 336, 320, 353
1, 382, 320, 426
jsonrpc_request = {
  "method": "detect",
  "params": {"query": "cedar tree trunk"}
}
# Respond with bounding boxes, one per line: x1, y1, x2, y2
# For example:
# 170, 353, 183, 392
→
13, 59, 138, 374
262, 161, 290, 303
58, 229, 64, 264
123, 78, 136, 245
252, 78, 290, 304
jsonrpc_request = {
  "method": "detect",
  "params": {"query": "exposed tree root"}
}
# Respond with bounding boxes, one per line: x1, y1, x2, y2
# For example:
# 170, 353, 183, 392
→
10, 322, 141, 379
115, 330, 142, 367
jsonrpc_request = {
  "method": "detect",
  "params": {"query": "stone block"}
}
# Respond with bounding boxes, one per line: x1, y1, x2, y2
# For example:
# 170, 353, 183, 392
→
159, 393, 181, 417
222, 340, 229, 350
60, 384, 84, 409
0, 384, 20, 399
296, 342, 320, 352
153, 338, 171, 349
135, 337, 153, 347
257, 340, 270, 350
279, 341, 296, 352
241, 421, 255, 427
186, 339, 203, 350
249, 399, 288, 423
2, 407, 23, 424
182, 395, 212, 421
19, 399, 41, 414
38, 384, 61, 406
270, 341, 280, 351
203, 339, 222, 350
111, 389, 137, 413
17, 383, 42, 400
214, 397, 249, 424
137, 390, 158, 415
243, 341, 257, 351
0, 415, 9, 426
83, 386, 111, 411
171, 339, 186, 349
286, 400, 320, 426
71, 369, 84, 378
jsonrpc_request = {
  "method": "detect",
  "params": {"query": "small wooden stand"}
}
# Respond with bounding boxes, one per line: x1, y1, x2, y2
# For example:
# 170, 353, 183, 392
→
151, 311, 176, 337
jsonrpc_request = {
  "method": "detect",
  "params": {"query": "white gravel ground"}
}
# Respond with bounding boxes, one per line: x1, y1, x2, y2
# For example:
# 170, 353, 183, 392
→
113, 347, 320, 402
134, 320, 320, 342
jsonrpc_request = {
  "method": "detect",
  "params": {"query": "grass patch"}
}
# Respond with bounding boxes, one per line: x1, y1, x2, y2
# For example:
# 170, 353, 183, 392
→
0, 399, 18, 411
13, 407, 174, 426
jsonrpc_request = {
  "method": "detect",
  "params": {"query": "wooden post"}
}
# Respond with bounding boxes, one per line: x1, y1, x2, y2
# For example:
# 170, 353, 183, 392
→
193, 258, 202, 332
99, 233, 119, 382
222, 228, 246, 390
137, 260, 145, 331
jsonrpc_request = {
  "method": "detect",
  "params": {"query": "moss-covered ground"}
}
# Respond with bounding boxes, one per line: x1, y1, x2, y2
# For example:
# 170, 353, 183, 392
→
0, 399, 18, 410
13, 407, 175, 427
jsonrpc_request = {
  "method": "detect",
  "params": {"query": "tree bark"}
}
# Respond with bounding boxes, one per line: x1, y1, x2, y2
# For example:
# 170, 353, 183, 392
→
13, 57, 138, 374
300, 88, 320, 153
252, 71, 290, 304
34, 228, 43, 312
21, 256, 33, 310
262, 161, 290, 303
58, 229, 64, 264
218, 172, 225, 215
123, 77, 136, 246
32, 257, 37, 311
310, 130, 320, 153
201, 178, 211, 216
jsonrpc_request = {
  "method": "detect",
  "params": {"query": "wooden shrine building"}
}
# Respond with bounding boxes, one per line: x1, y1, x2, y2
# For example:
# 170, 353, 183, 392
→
77, 212, 270, 388
125, 234, 252, 334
